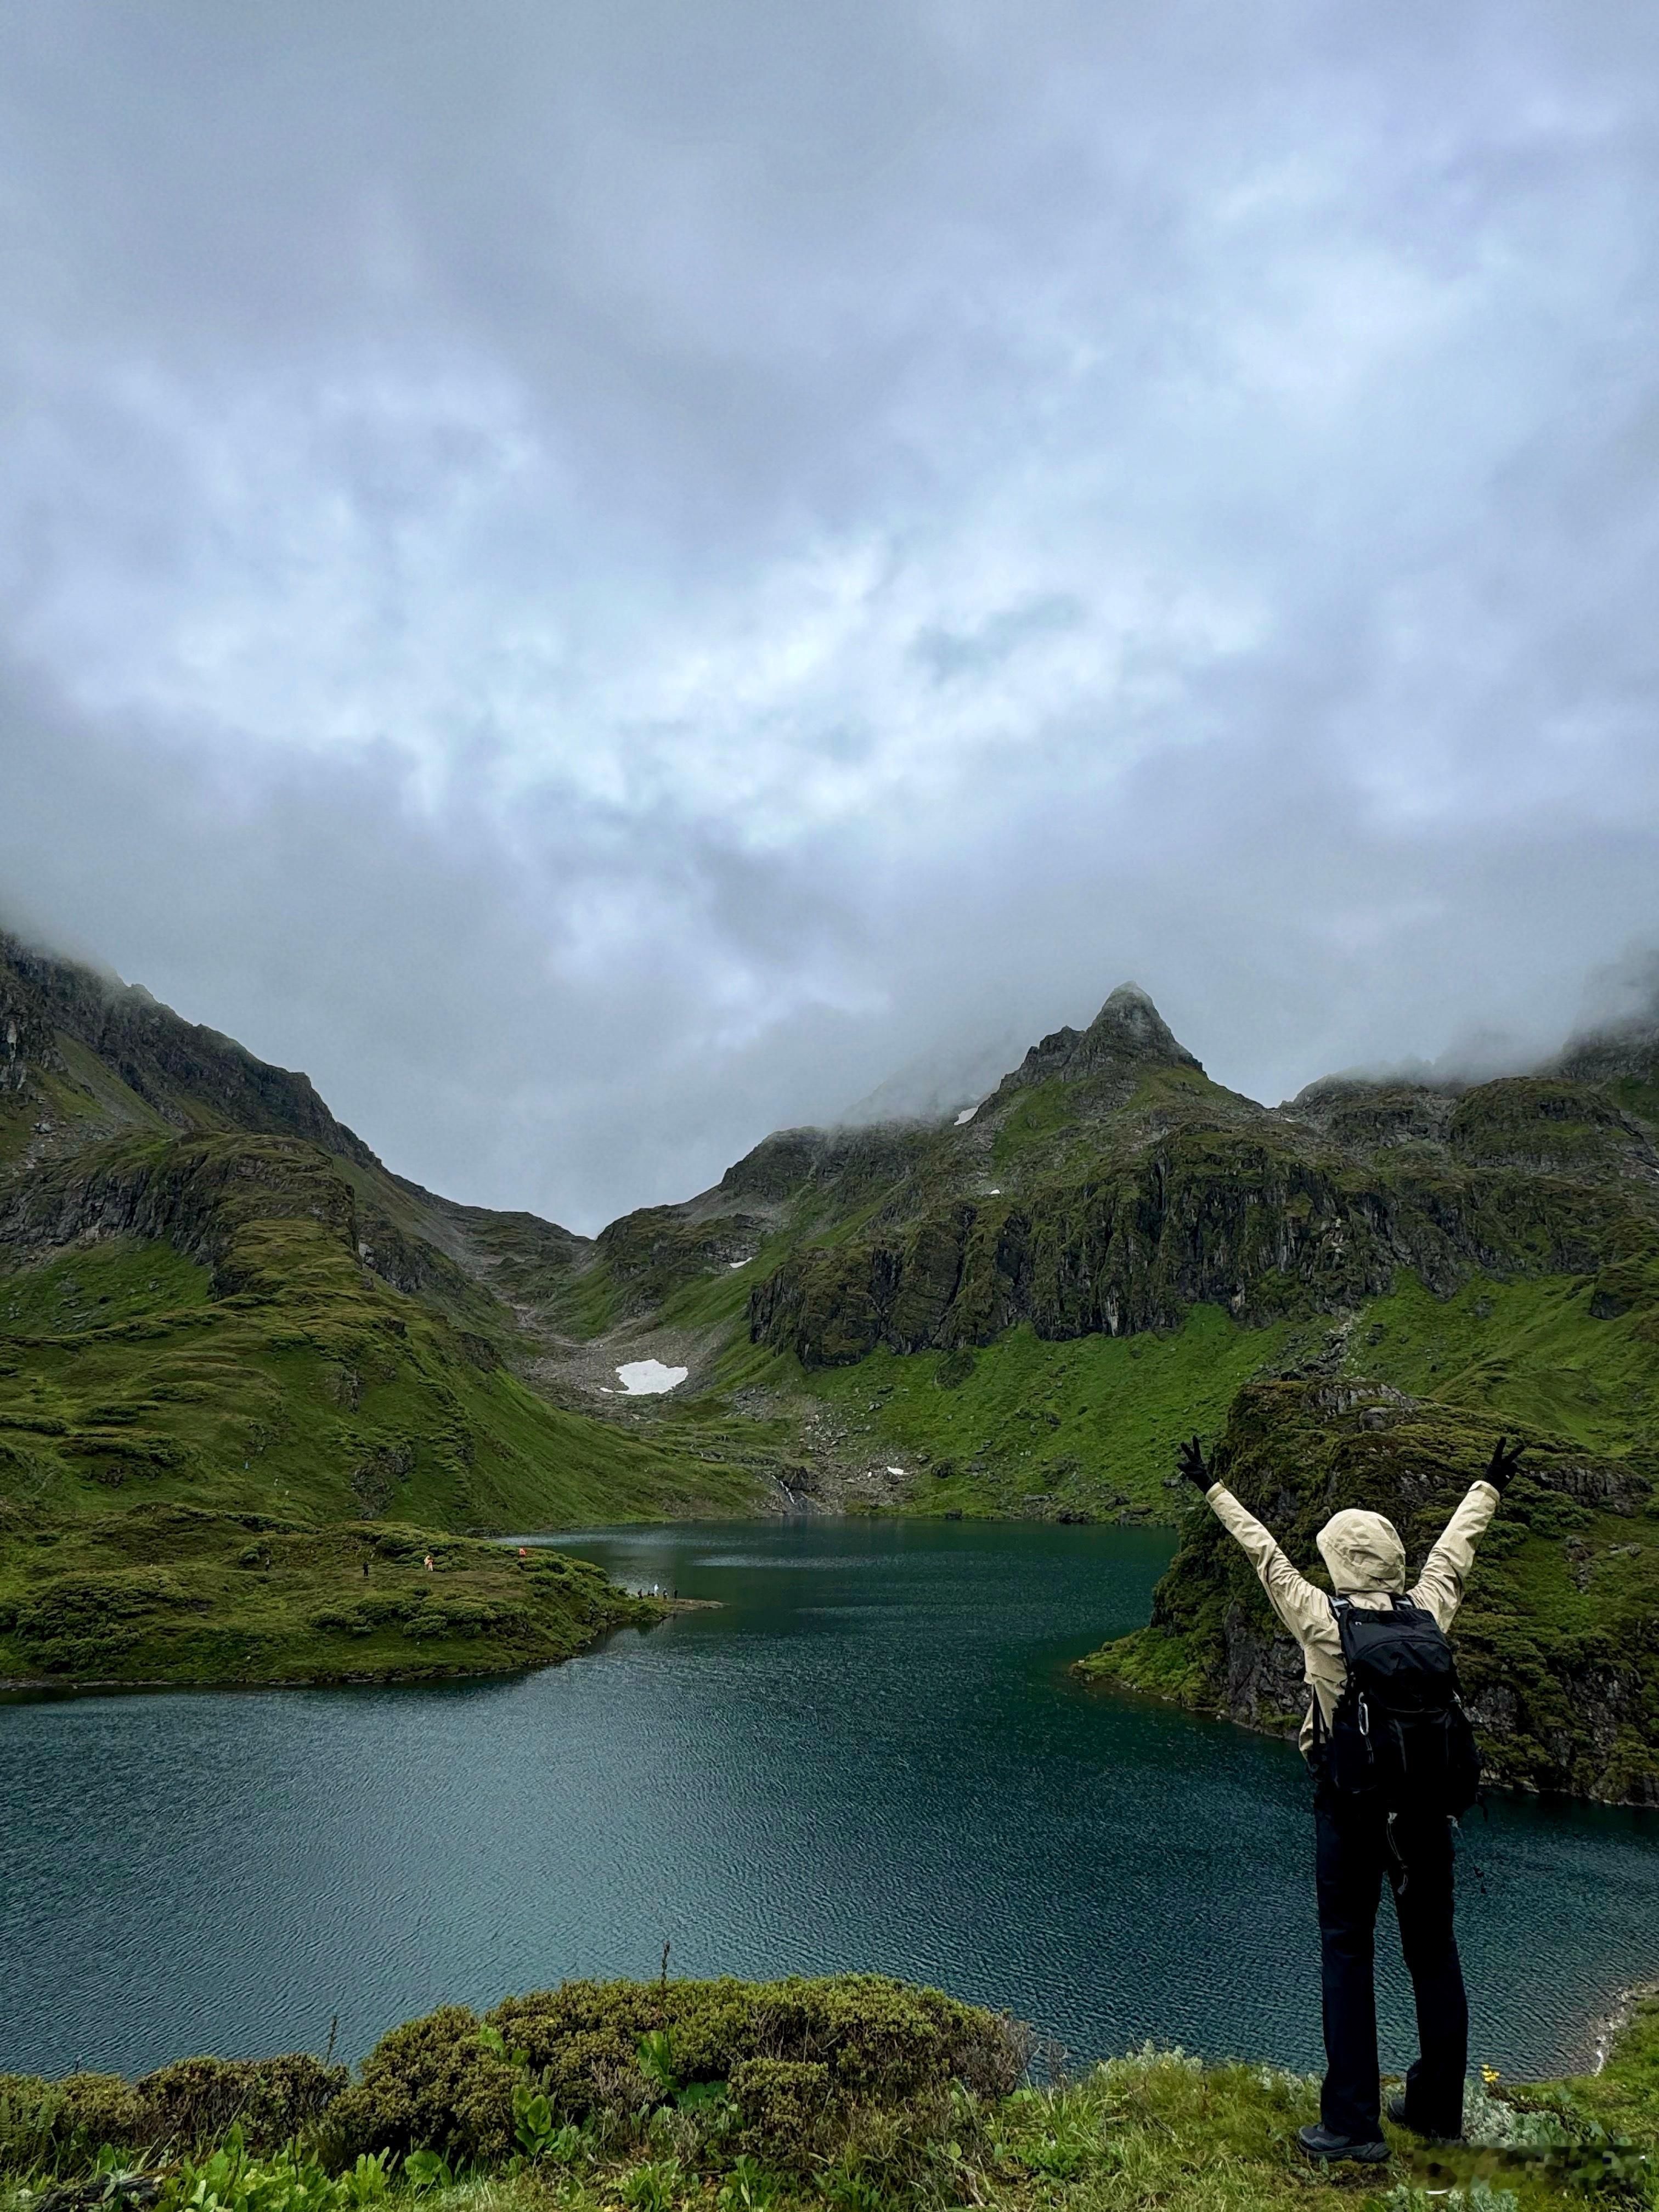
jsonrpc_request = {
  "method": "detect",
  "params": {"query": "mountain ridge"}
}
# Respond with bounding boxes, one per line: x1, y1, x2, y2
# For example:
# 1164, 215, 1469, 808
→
3, 922, 1655, 1796
8, 927, 1659, 1418
0, 927, 766, 1647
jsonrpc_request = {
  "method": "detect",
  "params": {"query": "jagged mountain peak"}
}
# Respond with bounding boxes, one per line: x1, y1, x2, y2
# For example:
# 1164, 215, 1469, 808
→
1000, 981, 1203, 1093
1091, 981, 1195, 1054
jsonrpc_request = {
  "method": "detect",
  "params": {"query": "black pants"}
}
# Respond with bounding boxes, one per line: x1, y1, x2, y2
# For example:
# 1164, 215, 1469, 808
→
1314, 1790, 1468, 2140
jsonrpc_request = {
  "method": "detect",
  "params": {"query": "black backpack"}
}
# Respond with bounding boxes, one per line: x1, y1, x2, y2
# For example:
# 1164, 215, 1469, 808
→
1317, 1595, 1482, 1816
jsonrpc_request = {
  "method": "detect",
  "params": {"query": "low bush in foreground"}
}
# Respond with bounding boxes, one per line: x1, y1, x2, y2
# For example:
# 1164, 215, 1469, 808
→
0, 2056, 345, 2172
323, 1974, 1024, 2174
1, 1978, 1654, 2212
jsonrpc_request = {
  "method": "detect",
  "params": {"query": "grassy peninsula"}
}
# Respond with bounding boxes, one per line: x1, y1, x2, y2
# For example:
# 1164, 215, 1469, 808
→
2, 1973, 1654, 2212
0, 1216, 712, 1686
0, 1505, 661, 1688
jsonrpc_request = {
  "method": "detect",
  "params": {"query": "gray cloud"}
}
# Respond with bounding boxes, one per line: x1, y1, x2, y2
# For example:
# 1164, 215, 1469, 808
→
2, 1, 1657, 1229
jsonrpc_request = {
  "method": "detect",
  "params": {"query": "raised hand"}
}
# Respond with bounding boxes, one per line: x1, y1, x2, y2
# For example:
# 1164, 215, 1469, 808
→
1176, 1434, 1212, 1491
1484, 1436, 1525, 1493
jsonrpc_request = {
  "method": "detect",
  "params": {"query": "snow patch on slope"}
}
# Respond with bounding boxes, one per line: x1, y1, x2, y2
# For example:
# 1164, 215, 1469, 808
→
616, 1359, 689, 1395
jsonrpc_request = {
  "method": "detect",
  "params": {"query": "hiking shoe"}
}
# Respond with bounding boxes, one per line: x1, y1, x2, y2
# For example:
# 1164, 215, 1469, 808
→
1386, 2095, 1463, 2146
1296, 2123, 1389, 2164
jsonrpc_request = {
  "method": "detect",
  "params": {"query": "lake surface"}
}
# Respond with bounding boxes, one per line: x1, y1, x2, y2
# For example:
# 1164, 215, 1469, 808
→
4, 1519, 1657, 2081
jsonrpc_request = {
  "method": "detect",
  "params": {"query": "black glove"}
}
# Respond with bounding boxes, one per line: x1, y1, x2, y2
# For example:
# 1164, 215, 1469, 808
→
1484, 1436, 1525, 1493
1176, 1435, 1213, 1491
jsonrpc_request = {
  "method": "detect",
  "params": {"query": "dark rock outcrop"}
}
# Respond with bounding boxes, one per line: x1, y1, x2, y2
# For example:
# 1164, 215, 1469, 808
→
595, 1204, 768, 1313
995, 982, 1203, 1097
0, 934, 590, 1327
1081, 1378, 1659, 1807
0, 1130, 357, 1290
1, 956, 63, 1096
2, 932, 380, 1166
1448, 1078, 1657, 1177
750, 1122, 1643, 1368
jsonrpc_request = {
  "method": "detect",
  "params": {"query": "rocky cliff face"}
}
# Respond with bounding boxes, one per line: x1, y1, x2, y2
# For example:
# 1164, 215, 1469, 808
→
1, 960, 61, 1097
0, 1129, 354, 1291
1079, 1378, 1659, 1808
744, 990, 1659, 1371
2, 933, 381, 1166
0, 932, 598, 1326
749, 1118, 1647, 1369
994, 981, 1203, 1097
1554, 972, 1659, 1090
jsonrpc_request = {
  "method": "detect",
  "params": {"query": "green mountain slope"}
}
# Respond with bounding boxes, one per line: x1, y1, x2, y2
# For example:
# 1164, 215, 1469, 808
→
0, 930, 765, 1684
522, 979, 1659, 1525
0, 936, 762, 1528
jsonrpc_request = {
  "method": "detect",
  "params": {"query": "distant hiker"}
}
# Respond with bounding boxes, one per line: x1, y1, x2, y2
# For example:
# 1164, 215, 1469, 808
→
362, 1559, 370, 1579
1177, 1429, 1522, 2165
424, 1552, 435, 1573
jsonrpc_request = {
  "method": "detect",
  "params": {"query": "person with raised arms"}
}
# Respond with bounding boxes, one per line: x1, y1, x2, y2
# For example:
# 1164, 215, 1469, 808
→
1176, 1429, 1523, 2165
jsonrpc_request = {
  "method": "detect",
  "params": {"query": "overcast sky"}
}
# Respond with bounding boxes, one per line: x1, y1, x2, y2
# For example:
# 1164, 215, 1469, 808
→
3, 3, 1658, 1230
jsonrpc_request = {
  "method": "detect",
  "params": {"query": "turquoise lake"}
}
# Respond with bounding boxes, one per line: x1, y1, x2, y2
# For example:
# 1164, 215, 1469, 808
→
3, 1519, 1656, 2079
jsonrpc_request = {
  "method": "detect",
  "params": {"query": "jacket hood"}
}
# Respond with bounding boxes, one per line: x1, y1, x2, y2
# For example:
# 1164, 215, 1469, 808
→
1317, 1508, 1407, 1594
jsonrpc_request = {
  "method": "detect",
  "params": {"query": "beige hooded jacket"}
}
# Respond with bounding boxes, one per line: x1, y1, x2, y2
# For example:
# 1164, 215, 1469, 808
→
1203, 1477, 1501, 1758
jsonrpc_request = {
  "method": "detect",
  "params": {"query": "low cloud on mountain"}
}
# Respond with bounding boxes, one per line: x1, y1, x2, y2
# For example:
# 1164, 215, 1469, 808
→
3, 2, 1658, 1228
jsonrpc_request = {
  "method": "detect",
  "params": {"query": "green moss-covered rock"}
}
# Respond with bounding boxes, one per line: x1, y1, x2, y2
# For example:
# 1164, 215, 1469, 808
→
593, 1208, 767, 1317
1449, 1077, 1656, 1177
749, 1110, 1651, 1369
1077, 1377, 1659, 1804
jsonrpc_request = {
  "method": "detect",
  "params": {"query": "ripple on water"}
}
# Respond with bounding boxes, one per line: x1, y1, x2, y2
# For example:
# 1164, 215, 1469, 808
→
2, 1519, 1655, 2080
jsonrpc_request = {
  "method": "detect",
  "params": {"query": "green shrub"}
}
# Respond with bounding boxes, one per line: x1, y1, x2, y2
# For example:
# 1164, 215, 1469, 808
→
0, 2057, 345, 2176
154, 2132, 392, 2212
0, 2071, 142, 2172
324, 1976, 1025, 2173
320, 2008, 520, 2168
635, 2030, 679, 2097
5, 1977, 1025, 2188
400, 1599, 524, 1642
618, 2154, 681, 2211
728, 2059, 831, 2157
134, 2056, 346, 2154
715, 2152, 785, 2212
10, 1568, 210, 1671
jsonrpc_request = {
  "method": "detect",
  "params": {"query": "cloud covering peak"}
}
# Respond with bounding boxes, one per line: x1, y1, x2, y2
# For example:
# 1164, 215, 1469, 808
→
2, 1, 1657, 1228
